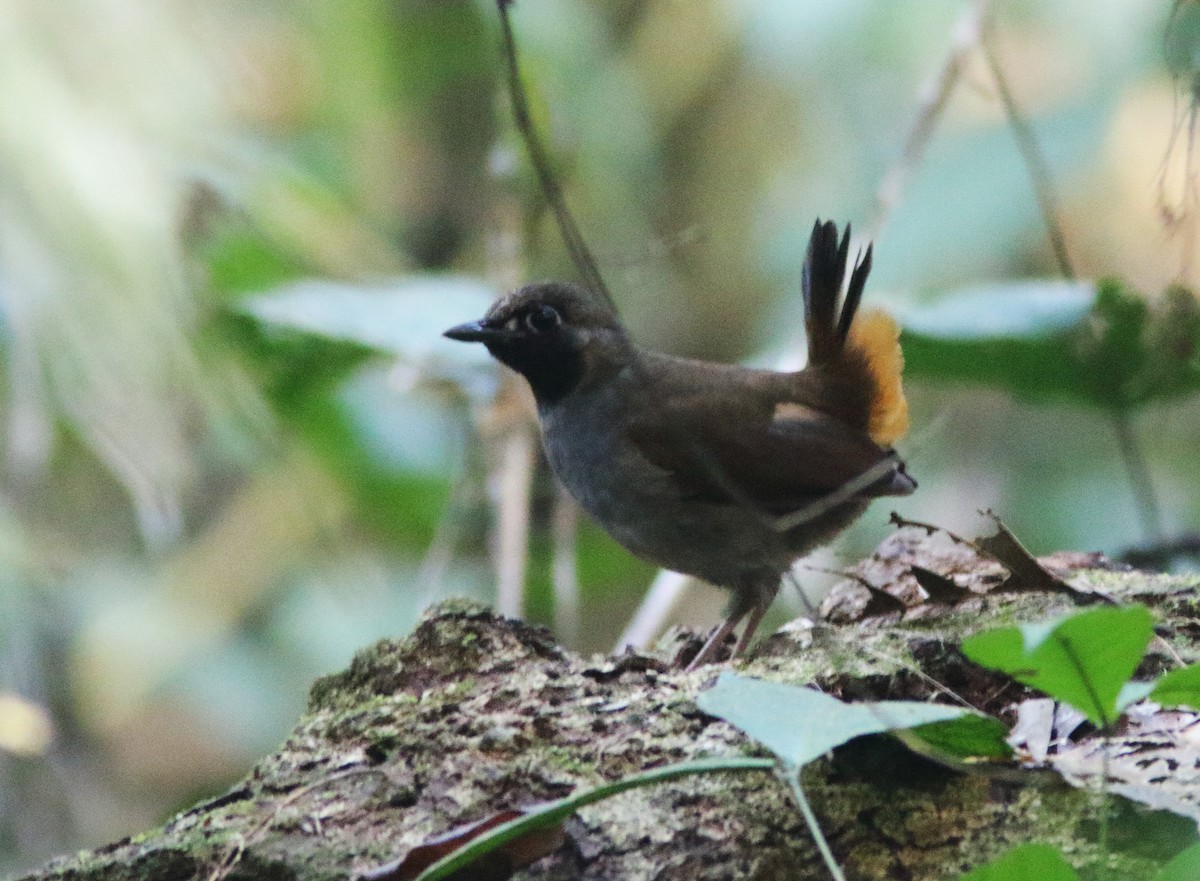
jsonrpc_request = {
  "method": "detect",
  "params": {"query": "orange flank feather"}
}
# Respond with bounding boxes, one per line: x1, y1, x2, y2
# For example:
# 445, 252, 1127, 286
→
847, 308, 909, 446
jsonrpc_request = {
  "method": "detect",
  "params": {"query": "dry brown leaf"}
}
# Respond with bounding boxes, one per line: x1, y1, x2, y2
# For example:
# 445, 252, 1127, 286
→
361, 806, 565, 881
909, 565, 967, 605
974, 510, 1079, 598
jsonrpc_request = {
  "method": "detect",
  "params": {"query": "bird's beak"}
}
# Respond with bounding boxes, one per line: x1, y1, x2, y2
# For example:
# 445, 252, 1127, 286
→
443, 319, 506, 343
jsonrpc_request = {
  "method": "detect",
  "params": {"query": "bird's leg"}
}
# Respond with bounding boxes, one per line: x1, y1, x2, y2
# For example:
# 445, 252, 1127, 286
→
685, 607, 748, 671
686, 578, 781, 670
732, 598, 769, 659
732, 577, 781, 660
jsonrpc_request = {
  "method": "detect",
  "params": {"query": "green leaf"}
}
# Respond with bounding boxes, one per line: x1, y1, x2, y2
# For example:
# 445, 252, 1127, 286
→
696, 672, 967, 767
1073, 278, 1151, 409
204, 225, 311, 296
958, 843, 1078, 881
1156, 841, 1200, 881
412, 756, 774, 881
900, 714, 1013, 763
901, 281, 1095, 340
901, 278, 1200, 411
901, 281, 1097, 405
1136, 284, 1200, 403
239, 275, 498, 370
962, 605, 1153, 727
1150, 664, 1200, 710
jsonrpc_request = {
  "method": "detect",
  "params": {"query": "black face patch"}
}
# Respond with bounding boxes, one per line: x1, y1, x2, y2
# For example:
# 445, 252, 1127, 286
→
485, 322, 585, 405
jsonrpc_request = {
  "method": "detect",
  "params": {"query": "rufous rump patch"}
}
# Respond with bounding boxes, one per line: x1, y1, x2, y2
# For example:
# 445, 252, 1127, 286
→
846, 309, 909, 446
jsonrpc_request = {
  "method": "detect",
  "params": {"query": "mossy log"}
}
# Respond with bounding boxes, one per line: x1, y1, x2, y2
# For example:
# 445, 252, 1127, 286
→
19, 528, 1200, 881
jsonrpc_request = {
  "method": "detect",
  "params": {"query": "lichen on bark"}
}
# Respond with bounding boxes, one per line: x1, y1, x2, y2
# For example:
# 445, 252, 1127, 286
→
19, 528, 1200, 881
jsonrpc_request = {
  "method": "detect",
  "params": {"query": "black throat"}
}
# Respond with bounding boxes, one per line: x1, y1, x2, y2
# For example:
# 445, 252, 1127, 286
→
487, 338, 586, 406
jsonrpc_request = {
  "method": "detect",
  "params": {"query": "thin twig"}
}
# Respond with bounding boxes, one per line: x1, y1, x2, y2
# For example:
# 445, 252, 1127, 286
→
980, 26, 1075, 279
1154, 634, 1188, 670
484, 104, 534, 616
870, 0, 991, 240
772, 456, 903, 532
783, 568, 820, 618
497, 0, 797, 534
1109, 410, 1165, 543
1159, 2, 1200, 276
501, 2, 738, 651
987, 21, 1172, 553
496, 1, 615, 311
498, 2, 773, 544
1155, 82, 1200, 267
857, 644, 977, 711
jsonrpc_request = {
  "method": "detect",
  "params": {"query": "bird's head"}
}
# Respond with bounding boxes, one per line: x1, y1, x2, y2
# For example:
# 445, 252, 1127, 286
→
444, 281, 628, 404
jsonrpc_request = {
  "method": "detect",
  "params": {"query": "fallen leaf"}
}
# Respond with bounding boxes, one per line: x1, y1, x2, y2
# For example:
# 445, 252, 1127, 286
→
910, 565, 967, 604
975, 511, 1079, 599
1048, 704, 1200, 824
1008, 698, 1056, 763
860, 583, 908, 617
360, 808, 562, 881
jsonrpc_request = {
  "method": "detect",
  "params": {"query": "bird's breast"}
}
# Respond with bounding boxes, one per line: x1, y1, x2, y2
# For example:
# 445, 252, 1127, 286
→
538, 383, 660, 527
536, 382, 795, 584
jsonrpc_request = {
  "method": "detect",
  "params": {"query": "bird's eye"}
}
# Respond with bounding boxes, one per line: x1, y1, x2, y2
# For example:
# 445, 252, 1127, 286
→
525, 304, 561, 333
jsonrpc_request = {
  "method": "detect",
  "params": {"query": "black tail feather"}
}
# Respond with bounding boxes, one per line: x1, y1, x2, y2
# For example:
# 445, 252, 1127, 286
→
802, 219, 872, 366
838, 241, 872, 341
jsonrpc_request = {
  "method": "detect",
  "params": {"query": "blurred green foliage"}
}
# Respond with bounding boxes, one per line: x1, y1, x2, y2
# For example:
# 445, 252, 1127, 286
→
902, 279, 1200, 409
0, 0, 1198, 876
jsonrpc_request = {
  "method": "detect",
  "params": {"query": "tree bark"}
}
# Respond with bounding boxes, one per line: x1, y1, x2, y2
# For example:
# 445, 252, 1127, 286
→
18, 527, 1200, 881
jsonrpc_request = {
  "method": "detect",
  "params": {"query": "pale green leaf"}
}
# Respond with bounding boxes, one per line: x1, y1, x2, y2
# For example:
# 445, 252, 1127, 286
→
696, 672, 967, 767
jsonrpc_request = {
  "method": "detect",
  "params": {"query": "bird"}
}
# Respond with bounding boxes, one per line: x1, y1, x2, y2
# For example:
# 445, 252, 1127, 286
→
444, 219, 915, 669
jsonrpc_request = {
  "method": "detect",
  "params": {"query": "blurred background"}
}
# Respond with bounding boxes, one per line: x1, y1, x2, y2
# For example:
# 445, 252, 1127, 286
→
1, 0, 1199, 874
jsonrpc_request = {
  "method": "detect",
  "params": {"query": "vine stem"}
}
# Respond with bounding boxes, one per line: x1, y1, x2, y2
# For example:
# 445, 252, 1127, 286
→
781, 765, 847, 881
1110, 410, 1165, 543
986, 19, 1167, 548
870, 0, 990, 240
496, 0, 614, 310
981, 27, 1075, 280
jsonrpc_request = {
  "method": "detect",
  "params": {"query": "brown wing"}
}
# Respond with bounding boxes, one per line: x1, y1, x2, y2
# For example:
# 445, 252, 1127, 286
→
625, 359, 907, 516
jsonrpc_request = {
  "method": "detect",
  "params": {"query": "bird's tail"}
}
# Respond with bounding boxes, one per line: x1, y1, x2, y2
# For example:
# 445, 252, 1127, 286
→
802, 219, 909, 446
